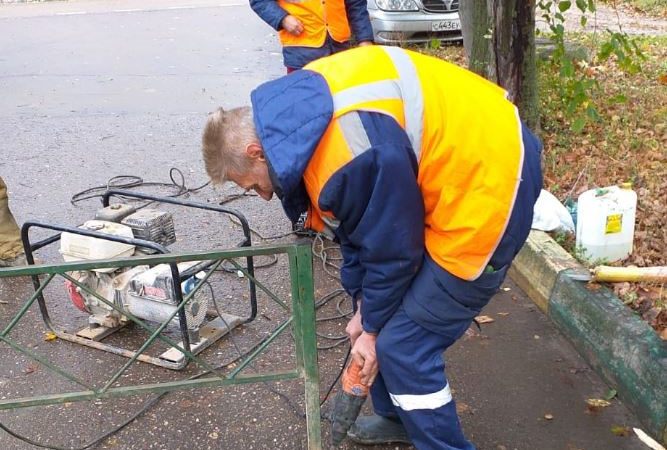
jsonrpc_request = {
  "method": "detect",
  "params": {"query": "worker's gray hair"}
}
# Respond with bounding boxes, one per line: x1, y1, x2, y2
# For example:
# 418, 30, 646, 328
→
202, 106, 258, 184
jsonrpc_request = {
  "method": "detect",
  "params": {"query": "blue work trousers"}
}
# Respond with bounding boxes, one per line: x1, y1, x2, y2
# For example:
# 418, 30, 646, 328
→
371, 304, 476, 450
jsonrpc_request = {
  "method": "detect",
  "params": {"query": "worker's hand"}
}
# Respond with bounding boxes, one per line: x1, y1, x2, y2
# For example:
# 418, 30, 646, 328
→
281, 15, 304, 36
351, 331, 378, 387
345, 308, 363, 347
357, 41, 373, 47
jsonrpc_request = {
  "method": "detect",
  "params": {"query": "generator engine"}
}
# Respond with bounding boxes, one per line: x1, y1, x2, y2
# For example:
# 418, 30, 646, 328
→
60, 205, 210, 341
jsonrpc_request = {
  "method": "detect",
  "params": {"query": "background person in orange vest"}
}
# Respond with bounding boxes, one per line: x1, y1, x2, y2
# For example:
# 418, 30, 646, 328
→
201, 46, 542, 449
250, 0, 374, 72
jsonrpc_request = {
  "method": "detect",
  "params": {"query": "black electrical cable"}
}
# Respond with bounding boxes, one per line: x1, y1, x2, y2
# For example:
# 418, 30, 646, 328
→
217, 255, 279, 273
224, 213, 298, 242
0, 396, 161, 450
0, 268, 351, 449
217, 191, 257, 206
316, 294, 353, 321
205, 281, 307, 419
0, 339, 263, 450
312, 234, 343, 280
70, 168, 209, 207
0, 193, 352, 449
320, 346, 350, 408
206, 279, 352, 411
314, 290, 352, 350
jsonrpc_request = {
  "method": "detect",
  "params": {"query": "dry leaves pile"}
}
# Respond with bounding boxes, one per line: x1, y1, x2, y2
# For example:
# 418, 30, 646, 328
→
540, 36, 666, 337
427, 36, 666, 336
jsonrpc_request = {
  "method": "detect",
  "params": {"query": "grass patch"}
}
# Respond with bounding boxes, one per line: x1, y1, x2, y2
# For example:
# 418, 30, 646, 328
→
538, 34, 666, 269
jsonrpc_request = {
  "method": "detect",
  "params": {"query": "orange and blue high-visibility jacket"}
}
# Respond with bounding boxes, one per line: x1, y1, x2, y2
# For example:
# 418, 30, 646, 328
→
251, 46, 542, 334
250, 0, 373, 69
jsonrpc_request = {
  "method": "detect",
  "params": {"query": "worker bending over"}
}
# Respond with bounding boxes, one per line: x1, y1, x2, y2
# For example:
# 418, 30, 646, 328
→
201, 46, 542, 449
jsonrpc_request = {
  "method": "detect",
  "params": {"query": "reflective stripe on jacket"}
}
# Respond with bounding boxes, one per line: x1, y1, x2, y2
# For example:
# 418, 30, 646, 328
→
304, 46, 525, 281
277, 0, 351, 48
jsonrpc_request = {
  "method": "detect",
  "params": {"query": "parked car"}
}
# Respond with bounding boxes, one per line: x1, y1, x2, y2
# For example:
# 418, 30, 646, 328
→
367, 0, 462, 44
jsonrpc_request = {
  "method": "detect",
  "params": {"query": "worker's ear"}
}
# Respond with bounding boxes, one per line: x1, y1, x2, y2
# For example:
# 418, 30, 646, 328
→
245, 142, 265, 161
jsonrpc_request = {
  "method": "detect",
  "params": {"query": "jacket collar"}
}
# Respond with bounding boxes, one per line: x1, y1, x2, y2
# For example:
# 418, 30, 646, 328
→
250, 70, 333, 222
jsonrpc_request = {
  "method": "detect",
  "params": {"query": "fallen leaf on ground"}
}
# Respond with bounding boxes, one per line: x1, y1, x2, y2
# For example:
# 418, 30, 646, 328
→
586, 405, 601, 415
456, 403, 470, 414
475, 315, 495, 324
64, 402, 72, 408
24, 363, 38, 374
44, 331, 57, 342
587, 283, 602, 292
0, 300, 8, 305
643, 307, 662, 326
659, 74, 667, 85
586, 398, 612, 408
179, 399, 193, 408
610, 426, 631, 437
462, 328, 480, 340
497, 312, 510, 316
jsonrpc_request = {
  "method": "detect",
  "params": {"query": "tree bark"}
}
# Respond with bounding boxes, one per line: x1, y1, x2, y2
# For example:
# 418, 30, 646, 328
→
492, 0, 539, 130
460, 0, 494, 79
460, 0, 539, 131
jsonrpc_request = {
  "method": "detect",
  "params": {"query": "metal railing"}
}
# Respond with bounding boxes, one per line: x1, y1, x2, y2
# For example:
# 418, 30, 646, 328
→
0, 243, 321, 449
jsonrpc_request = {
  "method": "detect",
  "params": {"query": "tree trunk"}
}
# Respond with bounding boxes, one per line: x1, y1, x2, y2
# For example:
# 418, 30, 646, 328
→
492, 0, 539, 130
460, 0, 494, 79
460, 0, 539, 131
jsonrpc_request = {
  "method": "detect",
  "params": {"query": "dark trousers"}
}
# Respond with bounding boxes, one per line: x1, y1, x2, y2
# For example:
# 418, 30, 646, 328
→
371, 305, 476, 450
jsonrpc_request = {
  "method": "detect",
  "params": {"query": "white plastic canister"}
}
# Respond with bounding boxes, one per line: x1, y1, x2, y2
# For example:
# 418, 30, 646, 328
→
575, 184, 637, 262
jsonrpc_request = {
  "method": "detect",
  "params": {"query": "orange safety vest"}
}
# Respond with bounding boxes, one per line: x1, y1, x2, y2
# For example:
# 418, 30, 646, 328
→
277, 0, 351, 48
303, 46, 525, 281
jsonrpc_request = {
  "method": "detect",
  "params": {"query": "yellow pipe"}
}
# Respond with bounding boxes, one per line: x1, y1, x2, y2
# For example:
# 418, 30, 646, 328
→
592, 266, 667, 283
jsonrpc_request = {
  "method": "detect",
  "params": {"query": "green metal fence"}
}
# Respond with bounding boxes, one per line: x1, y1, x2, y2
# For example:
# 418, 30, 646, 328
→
0, 243, 321, 449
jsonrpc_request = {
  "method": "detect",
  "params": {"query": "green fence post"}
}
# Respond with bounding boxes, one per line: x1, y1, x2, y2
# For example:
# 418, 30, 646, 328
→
291, 243, 321, 450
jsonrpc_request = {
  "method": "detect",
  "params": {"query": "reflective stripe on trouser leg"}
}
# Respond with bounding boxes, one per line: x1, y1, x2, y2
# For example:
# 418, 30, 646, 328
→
374, 305, 475, 450
0, 177, 22, 260
370, 371, 400, 419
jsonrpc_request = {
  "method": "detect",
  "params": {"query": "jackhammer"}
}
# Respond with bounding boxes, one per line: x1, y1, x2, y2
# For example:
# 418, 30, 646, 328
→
330, 358, 369, 446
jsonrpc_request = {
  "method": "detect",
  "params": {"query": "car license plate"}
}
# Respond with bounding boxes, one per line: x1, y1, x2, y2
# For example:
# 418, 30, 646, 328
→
431, 20, 460, 32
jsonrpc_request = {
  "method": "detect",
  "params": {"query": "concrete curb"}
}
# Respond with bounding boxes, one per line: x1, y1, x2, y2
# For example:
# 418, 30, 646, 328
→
508, 230, 667, 445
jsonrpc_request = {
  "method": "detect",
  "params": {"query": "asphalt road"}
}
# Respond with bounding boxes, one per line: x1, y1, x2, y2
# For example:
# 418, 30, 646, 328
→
0, 1, 649, 449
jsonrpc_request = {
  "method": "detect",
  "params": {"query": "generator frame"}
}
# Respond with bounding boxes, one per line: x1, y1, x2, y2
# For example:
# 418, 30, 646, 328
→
18, 189, 258, 370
